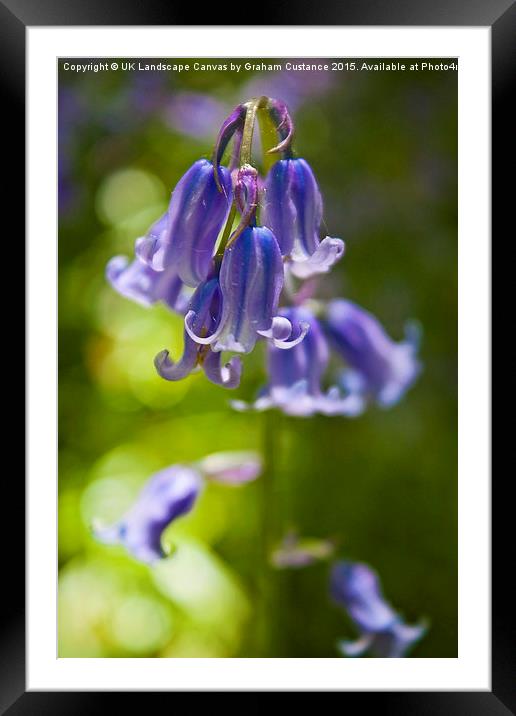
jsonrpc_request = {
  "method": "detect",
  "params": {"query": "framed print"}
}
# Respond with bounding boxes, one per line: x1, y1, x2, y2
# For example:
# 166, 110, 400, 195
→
4, 0, 510, 710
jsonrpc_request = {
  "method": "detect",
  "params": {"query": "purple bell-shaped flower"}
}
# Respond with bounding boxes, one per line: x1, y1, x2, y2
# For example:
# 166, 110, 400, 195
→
154, 276, 242, 389
94, 466, 202, 564
136, 159, 233, 287
330, 561, 427, 658
263, 158, 344, 278
233, 306, 363, 417
324, 299, 421, 407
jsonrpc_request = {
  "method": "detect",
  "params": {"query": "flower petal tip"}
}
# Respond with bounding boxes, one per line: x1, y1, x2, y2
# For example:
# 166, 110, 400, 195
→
289, 237, 345, 279
257, 316, 310, 350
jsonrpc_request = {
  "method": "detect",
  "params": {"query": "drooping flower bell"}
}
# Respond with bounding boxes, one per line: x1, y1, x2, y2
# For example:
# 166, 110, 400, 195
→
330, 561, 426, 658
106, 213, 189, 313
94, 452, 262, 564
154, 275, 242, 388
262, 158, 345, 279
324, 299, 421, 408
182, 167, 308, 354
106, 255, 187, 314
136, 158, 233, 287
94, 465, 202, 564
105, 97, 382, 395
233, 306, 363, 417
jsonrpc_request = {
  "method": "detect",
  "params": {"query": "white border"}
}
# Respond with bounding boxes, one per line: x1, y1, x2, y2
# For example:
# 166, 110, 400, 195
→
27, 26, 490, 691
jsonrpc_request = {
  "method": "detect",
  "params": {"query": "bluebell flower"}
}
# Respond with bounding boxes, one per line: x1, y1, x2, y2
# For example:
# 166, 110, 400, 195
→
324, 299, 421, 407
106, 253, 188, 314
233, 306, 363, 417
184, 226, 307, 354
154, 276, 242, 388
94, 465, 203, 564
135, 159, 233, 287
330, 561, 426, 658
94, 453, 262, 564
262, 158, 345, 278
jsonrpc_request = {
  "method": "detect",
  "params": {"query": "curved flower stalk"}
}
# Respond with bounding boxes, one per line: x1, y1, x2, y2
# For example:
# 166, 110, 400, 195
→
233, 306, 364, 417
262, 158, 345, 278
271, 531, 335, 569
265, 98, 295, 155
324, 299, 421, 408
212, 103, 247, 177
154, 276, 242, 388
94, 452, 262, 564
136, 159, 233, 287
330, 561, 427, 658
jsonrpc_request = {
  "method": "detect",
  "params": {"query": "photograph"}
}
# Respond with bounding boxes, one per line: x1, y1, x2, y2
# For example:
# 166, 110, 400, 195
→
57, 56, 458, 659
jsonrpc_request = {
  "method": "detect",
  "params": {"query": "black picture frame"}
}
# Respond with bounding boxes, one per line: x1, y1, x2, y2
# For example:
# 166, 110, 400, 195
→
5, 0, 509, 711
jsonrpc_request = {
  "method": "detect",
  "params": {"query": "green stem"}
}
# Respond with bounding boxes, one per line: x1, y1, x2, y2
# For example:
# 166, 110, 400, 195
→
257, 106, 281, 174
240, 97, 264, 166
262, 410, 277, 557
256, 410, 280, 656
215, 99, 265, 259
215, 203, 237, 259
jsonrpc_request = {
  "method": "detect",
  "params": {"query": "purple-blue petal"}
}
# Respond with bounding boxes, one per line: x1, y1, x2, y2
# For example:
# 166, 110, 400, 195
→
183, 277, 222, 345
155, 277, 223, 382
142, 159, 233, 287
213, 226, 284, 353
154, 339, 199, 382
106, 255, 185, 313
263, 158, 323, 259
370, 620, 427, 658
288, 236, 345, 279
331, 561, 427, 658
330, 561, 398, 633
325, 299, 421, 406
233, 306, 363, 417
201, 349, 242, 389
94, 466, 202, 564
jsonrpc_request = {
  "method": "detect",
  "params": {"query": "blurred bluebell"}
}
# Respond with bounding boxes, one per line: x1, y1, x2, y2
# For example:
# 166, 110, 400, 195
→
94, 465, 203, 564
262, 158, 345, 278
106, 254, 188, 314
233, 306, 363, 417
330, 561, 426, 658
94, 452, 263, 564
324, 299, 421, 408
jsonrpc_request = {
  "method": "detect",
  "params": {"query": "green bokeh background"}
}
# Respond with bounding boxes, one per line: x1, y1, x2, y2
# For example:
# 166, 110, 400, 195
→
58, 58, 457, 658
